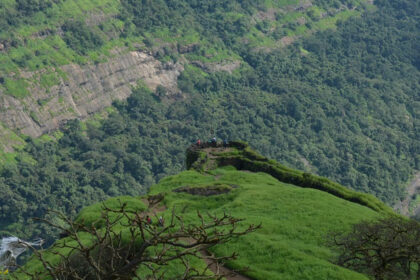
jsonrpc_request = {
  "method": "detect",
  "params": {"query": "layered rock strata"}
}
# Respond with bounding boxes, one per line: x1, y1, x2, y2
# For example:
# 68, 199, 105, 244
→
0, 50, 183, 138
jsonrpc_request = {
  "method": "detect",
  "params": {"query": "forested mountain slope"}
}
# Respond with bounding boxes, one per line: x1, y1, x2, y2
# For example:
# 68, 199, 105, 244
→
0, 0, 419, 240
0, 0, 366, 142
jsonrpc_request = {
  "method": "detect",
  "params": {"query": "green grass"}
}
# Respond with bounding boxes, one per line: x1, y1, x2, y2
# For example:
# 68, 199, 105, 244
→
0, 124, 26, 167
84, 106, 115, 128
244, 27, 279, 48
14, 196, 147, 279
313, 10, 361, 31
21, 167, 379, 279
19, 139, 396, 280
75, 196, 146, 228
264, 0, 300, 8
29, 111, 40, 125
147, 167, 378, 279
2, 78, 29, 98
0, 150, 18, 166
186, 143, 394, 214
39, 71, 61, 89
300, 47, 310, 55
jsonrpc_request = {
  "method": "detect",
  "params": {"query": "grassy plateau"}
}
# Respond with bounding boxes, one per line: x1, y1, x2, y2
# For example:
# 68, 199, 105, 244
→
18, 143, 393, 279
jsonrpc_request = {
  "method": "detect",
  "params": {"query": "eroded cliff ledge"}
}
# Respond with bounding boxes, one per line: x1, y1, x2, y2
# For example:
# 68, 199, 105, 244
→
0, 49, 183, 139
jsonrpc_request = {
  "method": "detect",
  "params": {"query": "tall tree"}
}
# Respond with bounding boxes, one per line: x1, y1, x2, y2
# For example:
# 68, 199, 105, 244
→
331, 217, 420, 280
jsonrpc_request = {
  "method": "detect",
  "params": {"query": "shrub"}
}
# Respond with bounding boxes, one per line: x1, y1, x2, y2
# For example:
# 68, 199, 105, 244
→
62, 20, 104, 55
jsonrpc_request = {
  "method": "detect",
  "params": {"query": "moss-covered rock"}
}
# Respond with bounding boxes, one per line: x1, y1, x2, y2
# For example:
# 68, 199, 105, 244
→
187, 141, 394, 215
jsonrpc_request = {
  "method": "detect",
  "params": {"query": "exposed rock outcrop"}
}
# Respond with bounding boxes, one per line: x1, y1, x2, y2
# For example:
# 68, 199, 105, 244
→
0, 49, 183, 138
191, 60, 241, 74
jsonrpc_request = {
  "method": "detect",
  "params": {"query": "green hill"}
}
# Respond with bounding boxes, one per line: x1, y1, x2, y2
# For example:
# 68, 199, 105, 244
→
0, 0, 419, 246
19, 143, 393, 279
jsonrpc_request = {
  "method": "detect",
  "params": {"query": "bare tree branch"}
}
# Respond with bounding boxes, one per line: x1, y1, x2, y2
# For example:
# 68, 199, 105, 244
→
329, 217, 420, 280
12, 200, 260, 280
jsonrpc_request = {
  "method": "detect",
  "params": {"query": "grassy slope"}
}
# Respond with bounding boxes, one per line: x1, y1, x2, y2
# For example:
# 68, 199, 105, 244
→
186, 143, 394, 214
21, 151, 388, 279
0, 123, 26, 165
147, 168, 379, 279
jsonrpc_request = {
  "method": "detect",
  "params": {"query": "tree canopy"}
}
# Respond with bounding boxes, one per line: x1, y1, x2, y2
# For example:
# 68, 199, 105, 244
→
0, 0, 418, 243
331, 217, 420, 280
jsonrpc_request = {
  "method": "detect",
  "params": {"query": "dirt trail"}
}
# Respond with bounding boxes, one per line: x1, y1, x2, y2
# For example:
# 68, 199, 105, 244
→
394, 172, 420, 216
141, 197, 254, 280
200, 250, 253, 280
141, 199, 166, 217
205, 147, 233, 156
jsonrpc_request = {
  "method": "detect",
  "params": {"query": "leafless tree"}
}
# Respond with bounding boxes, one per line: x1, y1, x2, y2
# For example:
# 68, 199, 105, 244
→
330, 217, 420, 280
13, 201, 260, 280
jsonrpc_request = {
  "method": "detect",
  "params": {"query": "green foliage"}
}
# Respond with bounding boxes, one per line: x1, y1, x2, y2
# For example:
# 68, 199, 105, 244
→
188, 143, 393, 214
62, 20, 104, 55
2, 77, 29, 98
20, 165, 382, 279
0, 0, 418, 256
0, 150, 18, 166
146, 168, 380, 279
0, 0, 373, 94
74, 196, 146, 228
15, 0, 56, 16
29, 111, 40, 125
39, 71, 60, 88
332, 217, 420, 279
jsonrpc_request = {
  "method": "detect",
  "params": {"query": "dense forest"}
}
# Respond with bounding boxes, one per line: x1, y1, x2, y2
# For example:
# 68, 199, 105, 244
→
0, 0, 419, 240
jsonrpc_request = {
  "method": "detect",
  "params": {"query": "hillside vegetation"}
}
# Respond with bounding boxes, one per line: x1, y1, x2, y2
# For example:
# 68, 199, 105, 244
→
19, 144, 390, 279
0, 0, 419, 241
186, 142, 393, 214
0, 0, 366, 95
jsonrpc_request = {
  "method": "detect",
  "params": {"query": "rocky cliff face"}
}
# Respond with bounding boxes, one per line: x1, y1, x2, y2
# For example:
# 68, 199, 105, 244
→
0, 49, 183, 140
